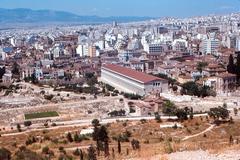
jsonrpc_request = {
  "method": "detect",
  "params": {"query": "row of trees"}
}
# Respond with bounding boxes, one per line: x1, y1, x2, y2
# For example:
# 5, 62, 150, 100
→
108, 109, 126, 117
90, 119, 141, 159
162, 100, 231, 124
123, 93, 142, 100
208, 105, 230, 124
181, 81, 216, 97
91, 119, 110, 157
162, 100, 194, 121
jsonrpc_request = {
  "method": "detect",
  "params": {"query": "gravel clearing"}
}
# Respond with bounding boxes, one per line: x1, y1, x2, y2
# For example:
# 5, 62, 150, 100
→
168, 150, 240, 160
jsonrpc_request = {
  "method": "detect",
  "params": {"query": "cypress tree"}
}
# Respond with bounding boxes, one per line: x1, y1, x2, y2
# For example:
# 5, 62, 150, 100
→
66, 132, 73, 143
88, 145, 97, 160
79, 149, 84, 160
117, 140, 121, 154
236, 53, 240, 81
227, 54, 235, 74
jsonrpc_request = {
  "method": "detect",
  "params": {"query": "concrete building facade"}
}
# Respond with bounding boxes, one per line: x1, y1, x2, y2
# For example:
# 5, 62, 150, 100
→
101, 64, 168, 96
216, 73, 237, 95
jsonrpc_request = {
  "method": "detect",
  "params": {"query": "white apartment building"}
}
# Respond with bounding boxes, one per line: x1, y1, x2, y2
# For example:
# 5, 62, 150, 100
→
50, 44, 64, 59
237, 38, 240, 51
76, 44, 89, 57
201, 33, 220, 54
76, 44, 98, 57
143, 43, 167, 54
172, 39, 188, 52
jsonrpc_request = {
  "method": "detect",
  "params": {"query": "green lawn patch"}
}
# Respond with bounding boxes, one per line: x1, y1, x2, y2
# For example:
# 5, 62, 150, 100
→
25, 111, 59, 120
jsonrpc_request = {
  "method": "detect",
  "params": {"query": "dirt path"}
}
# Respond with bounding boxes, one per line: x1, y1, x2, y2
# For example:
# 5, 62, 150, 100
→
182, 124, 215, 141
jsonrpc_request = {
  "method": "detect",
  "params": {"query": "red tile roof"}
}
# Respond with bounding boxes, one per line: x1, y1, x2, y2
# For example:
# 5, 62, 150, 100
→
102, 64, 165, 84
217, 73, 237, 78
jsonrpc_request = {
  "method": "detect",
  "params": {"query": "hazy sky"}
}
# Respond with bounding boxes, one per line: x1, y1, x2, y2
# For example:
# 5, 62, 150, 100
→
0, 0, 240, 17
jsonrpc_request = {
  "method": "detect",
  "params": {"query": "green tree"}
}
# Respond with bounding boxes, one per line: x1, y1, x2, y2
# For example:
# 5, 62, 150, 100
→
162, 100, 177, 116
189, 107, 194, 120
74, 132, 80, 142
229, 135, 234, 145
79, 149, 84, 160
155, 113, 162, 123
112, 148, 115, 159
175, 108, 188, 121
181, 81, 200, 96
73, 148, 80, 156
24, 121, 32, 127
0, 67, 5, 79
236, 53, 240, 81
208, 106, 229, 123
91, 119, 100, 128
92, 124, 109, 156
42, 146, 49, 154
199, 85, 211, 98
16, 124, 21, 132
131, 139, 140, 150
197, 62, 208, 73
118, 139, 121, 154
12, 62, 20, 75
31, 73, 38, 84
98, 126, 109, 156
87, 145, 97, 160
66, 132, 73, 143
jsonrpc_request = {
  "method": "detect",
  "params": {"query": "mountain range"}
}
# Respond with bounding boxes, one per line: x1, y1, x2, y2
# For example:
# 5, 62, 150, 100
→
0, 8, 154, 24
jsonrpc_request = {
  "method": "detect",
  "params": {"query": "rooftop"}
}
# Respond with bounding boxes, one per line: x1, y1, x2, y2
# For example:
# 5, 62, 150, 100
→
217, 73, 237, 79
102, 64, 166, 84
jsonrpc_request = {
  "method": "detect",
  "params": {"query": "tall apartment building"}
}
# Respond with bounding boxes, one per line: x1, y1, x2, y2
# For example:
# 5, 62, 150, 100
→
76, 44, 98, 57
88, 45, 97, 57
226, 36, 237, 49
201, 34, 220, 54
144, 43, 166, 54
237, 38, 240, 51
172, 39, 188, 52
76, 44, 89, 57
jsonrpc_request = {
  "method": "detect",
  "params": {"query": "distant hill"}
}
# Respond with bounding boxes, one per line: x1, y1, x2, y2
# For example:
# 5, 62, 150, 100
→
0, 8, 154, 24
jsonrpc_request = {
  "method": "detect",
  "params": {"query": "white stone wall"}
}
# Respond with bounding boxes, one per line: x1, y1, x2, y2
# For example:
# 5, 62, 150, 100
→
101, 68, 168, 96
101, 68, 145, 95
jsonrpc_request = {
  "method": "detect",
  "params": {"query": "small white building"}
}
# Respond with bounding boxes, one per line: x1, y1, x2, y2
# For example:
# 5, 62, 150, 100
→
0, 48, 6, 61
2, 71, 12, 84
80, 127, 94, 135
76, 44, 89, 57
101, 64, 168, 96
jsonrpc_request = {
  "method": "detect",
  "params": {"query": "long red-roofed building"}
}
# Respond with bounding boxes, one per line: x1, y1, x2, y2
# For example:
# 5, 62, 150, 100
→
101, 64, 168, 96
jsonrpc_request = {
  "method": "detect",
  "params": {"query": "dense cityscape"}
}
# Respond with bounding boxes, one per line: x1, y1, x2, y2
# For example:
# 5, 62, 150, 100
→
1, 2, 240, 160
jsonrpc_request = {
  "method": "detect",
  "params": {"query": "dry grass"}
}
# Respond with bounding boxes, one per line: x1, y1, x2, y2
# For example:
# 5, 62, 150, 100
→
1, 118, 240, 159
